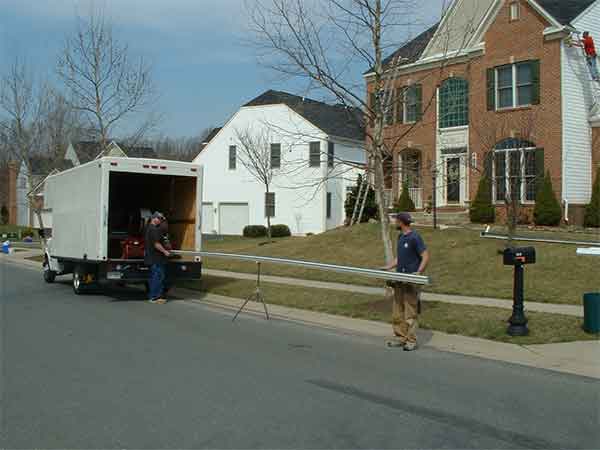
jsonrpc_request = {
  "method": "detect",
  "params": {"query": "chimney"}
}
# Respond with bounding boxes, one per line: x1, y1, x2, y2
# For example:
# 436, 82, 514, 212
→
8, 162, 18, 225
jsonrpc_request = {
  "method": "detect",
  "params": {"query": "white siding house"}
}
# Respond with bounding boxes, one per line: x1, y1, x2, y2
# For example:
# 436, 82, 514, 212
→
562, 0, 600, 206
194, 90, 366, 235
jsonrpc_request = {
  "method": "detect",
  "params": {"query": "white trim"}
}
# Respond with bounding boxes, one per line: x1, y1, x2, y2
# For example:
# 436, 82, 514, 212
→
465, 0, 504, 49
527, 0, 563, 28
419, 0, 462, 58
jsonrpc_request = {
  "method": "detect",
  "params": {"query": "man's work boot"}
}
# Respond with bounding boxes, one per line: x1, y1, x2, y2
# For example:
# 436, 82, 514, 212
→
386, 338, 406, 348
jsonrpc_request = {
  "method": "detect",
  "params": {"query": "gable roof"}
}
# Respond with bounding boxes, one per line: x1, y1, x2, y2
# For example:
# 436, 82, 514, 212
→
29, 156, 74, 176
382, 24, 440, 69
198, 127, 222, 154
244, 90, 365, 141
536, 0, 596, 25
72, 141, 157, 163
378, 0, 597, 74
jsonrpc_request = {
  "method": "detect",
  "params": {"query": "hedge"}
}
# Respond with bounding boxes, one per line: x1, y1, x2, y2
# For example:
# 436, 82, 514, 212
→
270, 224, 291, 238
243, 225, 268, 238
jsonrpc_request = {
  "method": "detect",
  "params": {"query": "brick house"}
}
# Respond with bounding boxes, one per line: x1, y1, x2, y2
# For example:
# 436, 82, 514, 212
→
366, 0, 600, 225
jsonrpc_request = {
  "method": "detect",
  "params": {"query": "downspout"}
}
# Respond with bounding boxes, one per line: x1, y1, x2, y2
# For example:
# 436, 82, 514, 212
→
564, 199, 569, 224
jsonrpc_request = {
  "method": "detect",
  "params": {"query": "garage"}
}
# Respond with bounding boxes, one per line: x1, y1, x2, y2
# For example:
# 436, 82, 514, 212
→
202, 202, 215, 233
219, 203, 249, 235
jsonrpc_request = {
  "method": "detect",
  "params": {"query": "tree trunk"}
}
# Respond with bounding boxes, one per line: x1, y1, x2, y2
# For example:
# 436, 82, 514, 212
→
373, 149, 394, 265
357, 179, 369, 224
266, 186, 272, 243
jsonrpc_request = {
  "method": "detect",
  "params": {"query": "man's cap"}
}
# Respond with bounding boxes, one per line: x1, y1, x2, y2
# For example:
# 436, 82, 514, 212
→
152, 211, 166, 221
396, 212, 413, 224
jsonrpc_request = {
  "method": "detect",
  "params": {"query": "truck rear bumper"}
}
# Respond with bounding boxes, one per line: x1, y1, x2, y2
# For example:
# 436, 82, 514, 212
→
99, 261, 202, 284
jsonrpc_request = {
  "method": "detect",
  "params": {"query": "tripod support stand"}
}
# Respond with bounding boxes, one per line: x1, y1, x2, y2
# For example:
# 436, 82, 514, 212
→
232, 262, 270, 322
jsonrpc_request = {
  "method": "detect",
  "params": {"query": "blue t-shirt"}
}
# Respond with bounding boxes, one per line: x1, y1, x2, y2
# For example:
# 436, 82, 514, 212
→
397, 230, 427, 273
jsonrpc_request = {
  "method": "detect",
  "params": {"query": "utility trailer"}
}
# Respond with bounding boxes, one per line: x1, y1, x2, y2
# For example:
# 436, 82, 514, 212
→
42, 157, 203, 294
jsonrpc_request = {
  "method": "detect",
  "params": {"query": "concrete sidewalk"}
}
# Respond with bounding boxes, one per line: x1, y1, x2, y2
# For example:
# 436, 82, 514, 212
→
204, 268, 584, 317
186, 290, 600, 380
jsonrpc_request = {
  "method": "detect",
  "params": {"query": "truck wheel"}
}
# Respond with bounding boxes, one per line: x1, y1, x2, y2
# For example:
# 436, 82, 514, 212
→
72, 267, 92, 295
44, 267, 56, 283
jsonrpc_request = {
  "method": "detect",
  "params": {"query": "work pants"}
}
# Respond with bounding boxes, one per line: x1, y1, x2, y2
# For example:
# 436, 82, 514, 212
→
392, 283, 419, 344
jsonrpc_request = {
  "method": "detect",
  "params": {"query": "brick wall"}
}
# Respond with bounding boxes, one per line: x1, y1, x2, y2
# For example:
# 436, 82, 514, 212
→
369, 0, 567, 223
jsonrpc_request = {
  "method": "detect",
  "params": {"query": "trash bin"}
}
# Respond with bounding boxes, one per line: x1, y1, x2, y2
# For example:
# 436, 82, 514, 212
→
583, 293, 600, 334
1, 240, 10, 255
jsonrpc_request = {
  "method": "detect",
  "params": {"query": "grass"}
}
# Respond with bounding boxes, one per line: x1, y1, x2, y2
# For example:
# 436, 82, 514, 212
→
200, 223, 600, 306
187, 275, 598, 345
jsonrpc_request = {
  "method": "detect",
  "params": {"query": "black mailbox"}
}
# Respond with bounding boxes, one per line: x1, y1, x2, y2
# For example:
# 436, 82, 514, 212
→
503, 247, 536, 266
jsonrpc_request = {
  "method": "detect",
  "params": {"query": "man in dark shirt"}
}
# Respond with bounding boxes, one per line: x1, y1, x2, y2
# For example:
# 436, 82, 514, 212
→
382, 213, 429, 351
145, 212, 171, 304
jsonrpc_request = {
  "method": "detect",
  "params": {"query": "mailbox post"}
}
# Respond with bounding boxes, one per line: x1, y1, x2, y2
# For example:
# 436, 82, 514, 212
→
503, 247, 536, 336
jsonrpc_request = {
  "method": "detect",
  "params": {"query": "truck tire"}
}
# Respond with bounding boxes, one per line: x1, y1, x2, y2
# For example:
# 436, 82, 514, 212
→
73, 266, 96, 295
43, 267, 56, 283
43, 257, 56, 283
72, 269, 85, 295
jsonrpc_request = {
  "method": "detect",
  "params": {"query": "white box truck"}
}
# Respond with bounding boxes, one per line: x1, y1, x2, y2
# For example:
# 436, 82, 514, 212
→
41, 157, 203, 294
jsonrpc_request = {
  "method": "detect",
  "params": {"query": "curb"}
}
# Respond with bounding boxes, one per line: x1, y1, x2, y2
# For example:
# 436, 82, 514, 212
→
183, 290, 600, 380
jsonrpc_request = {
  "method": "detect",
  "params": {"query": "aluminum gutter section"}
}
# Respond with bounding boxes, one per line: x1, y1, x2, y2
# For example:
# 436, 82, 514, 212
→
480, 231, 600, 247
171, 251, 431, 286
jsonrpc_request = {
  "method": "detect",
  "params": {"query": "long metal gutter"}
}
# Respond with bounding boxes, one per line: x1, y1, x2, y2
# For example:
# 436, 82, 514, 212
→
480, 230, 600, 247
172, 251, 430, 286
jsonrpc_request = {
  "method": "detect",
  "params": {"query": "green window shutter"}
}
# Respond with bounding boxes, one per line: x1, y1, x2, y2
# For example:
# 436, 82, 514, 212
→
531, 60, 540, 105
535, 148, 545, 193
486, 68, 496, 111
396, 88, 404, 124
415, 84, 423, 122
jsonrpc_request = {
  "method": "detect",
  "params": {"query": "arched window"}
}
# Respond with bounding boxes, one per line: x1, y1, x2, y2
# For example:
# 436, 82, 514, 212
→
492, 139, 539, 203
439, 78, 469, 129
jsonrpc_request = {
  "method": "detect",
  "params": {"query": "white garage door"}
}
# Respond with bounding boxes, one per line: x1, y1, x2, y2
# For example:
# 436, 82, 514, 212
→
219, 203, 249, 235
202, 203, 214, 233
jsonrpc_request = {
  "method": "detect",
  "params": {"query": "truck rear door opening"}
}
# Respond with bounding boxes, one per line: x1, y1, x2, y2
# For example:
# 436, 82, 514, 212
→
42, 158, 203, 295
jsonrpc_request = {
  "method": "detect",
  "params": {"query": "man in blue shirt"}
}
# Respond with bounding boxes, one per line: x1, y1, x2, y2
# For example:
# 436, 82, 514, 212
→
382, 213, 429, 351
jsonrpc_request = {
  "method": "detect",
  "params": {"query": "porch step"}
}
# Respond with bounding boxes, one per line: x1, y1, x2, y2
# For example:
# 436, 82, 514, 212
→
411, 210, 470, 226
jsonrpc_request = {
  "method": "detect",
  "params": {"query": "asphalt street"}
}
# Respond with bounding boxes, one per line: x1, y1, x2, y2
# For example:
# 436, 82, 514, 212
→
1, 261, 599, 449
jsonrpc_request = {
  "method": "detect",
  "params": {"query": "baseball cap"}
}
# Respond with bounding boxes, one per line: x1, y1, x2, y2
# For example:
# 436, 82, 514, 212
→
396, 212, 413, 225
152, 211, 166, 221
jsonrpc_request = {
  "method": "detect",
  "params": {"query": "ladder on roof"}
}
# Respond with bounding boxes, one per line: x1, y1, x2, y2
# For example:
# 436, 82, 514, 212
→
566, 32, 600, 117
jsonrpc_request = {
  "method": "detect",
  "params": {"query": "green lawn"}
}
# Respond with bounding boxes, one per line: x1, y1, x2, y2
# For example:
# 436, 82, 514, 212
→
187, 275, 598, 345
200, 223, 600, 305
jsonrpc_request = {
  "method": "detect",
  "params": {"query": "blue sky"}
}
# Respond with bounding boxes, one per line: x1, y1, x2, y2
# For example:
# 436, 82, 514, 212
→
0, 0, 445, 138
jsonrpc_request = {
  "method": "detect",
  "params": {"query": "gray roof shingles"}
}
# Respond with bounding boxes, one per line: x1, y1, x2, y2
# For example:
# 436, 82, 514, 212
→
536, 0, 596, 25
73, 141, 157, 163
244, 90, 365, 141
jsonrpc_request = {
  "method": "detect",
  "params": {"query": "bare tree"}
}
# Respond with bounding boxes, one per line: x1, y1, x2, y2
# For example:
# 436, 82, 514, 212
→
234, 126, 277, 241
247, 0, 464, 264
58, 8, 156, 151
0, 59, 50, 235
471, 111, 541, 244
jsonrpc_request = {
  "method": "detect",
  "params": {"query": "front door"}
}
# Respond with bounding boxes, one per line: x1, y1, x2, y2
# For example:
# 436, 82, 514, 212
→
446, 157, 461, 204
